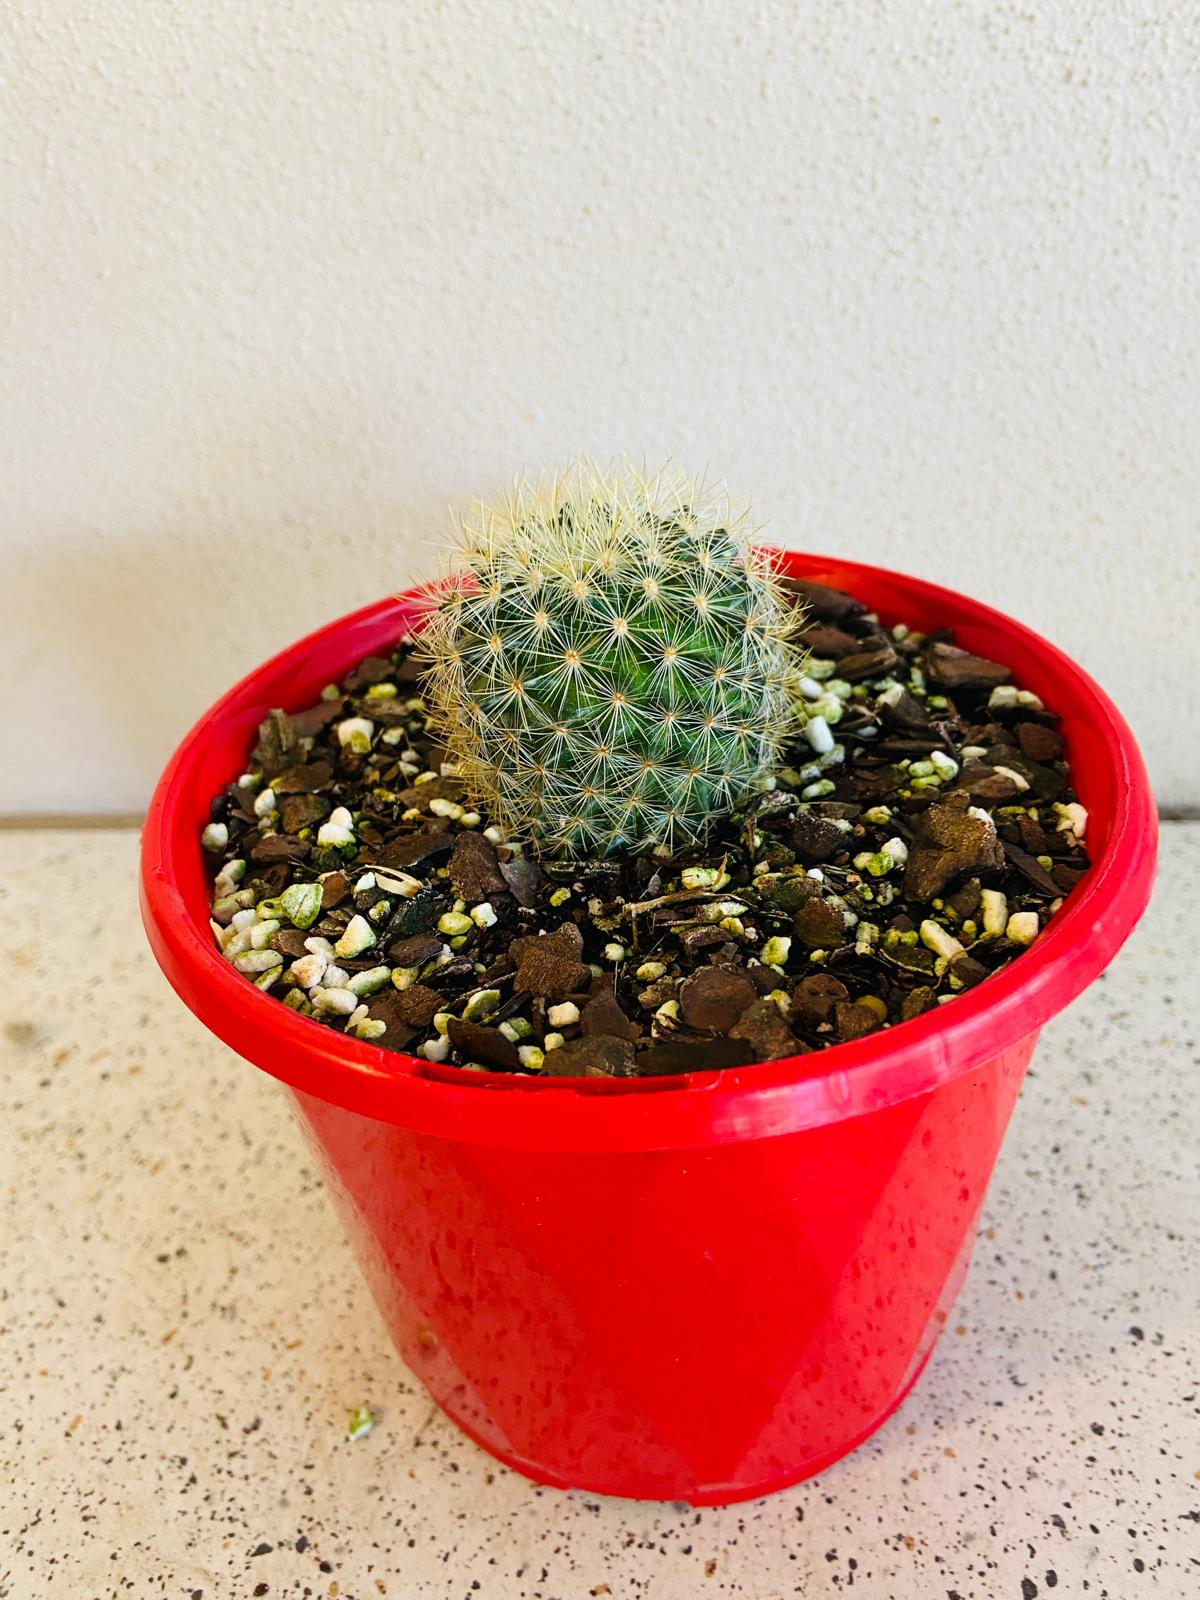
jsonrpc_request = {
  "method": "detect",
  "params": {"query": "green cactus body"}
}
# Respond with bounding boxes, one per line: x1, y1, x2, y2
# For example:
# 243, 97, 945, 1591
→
419, 464, 803, 859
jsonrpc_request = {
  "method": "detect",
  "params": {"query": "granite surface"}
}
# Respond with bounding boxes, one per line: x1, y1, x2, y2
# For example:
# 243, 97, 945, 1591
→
1, 827, 1195, 1600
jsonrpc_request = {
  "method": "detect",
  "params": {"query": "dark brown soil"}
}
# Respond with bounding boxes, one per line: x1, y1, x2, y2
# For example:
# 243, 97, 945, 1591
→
201, 579, 1089, 1077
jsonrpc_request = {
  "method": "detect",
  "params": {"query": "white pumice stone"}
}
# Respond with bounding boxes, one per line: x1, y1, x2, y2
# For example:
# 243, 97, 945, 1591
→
317, 807, 356, 846
303, 935, 336, 958
253, 787, 277, 818
233, 949, 284, 974
929, 750, 959, 779
279, 883, 322, 927
547, 1002, 580, 1027
919, 920, 965, 960
347, 966, 391, 997
420, 1035, 452, 1062
334, 915, 376, 959
290, 953, 328, 990
201, 822, 229, 852
336, 717, 375, 753
470, 902, 498, 928
462, 988, 502, 1021
981, 889, 1009, 936
312, 986, 359, 1015
1054, 801, 1088, 839
1006, 910, 1041, 945
320, 964, 349, 989
213, 859, 246, 895
804, 715, 835, 754
517, 1045, 545, 1070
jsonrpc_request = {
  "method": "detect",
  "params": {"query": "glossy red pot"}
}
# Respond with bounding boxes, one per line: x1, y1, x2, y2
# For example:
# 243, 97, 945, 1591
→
141, 554, 1156, 1503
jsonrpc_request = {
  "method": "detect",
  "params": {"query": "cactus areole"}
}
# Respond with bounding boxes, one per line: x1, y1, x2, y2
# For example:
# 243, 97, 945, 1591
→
418, 464, 805, 860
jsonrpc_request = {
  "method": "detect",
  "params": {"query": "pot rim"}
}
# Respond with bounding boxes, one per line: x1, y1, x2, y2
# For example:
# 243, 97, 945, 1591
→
140, 553, 1157, 1152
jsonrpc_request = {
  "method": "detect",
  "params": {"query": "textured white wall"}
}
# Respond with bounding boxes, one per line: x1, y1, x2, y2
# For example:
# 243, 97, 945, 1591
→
2, 3, 1197, 814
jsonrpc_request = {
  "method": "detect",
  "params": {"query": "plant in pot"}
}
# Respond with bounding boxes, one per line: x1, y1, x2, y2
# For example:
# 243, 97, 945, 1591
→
141, 461, 1156, 1504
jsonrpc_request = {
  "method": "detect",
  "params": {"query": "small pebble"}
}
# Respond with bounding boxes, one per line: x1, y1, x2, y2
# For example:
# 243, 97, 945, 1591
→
334, 915, 377, 959
337, 717, 375, 753
312, 986, 359, 1015
1006, 910, 1040, 945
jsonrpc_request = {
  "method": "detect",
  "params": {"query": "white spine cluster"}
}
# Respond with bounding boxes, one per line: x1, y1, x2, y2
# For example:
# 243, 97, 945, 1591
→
417, 460, 804, 859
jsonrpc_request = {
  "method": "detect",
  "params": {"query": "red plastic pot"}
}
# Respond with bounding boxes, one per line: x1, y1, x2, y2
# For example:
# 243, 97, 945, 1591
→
141, 554, 1156, 1504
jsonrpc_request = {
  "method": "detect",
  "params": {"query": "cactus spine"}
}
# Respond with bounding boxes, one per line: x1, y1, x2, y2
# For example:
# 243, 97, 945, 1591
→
419, 462, 803, 859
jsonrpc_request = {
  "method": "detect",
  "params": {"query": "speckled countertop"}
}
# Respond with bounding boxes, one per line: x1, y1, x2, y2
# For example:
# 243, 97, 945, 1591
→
1, 827, 1196, 1600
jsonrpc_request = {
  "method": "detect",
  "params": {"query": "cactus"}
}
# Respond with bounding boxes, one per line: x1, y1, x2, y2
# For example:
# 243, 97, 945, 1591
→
418, 462, 803, 859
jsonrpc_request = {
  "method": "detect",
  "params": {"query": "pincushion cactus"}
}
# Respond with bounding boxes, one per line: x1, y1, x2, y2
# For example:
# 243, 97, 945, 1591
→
418, 462, 804, 859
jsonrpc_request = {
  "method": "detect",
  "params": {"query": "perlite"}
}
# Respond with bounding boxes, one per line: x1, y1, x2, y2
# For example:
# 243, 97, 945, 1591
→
279, 881, 323, 928
312, 987, 358, 1015
918, 920, 964, 961
334, 915, 377, 959
317, 807, 356, 847
336, 717, 375, 753
1006, 911, 1040, 945
462, 988, 501, 1022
